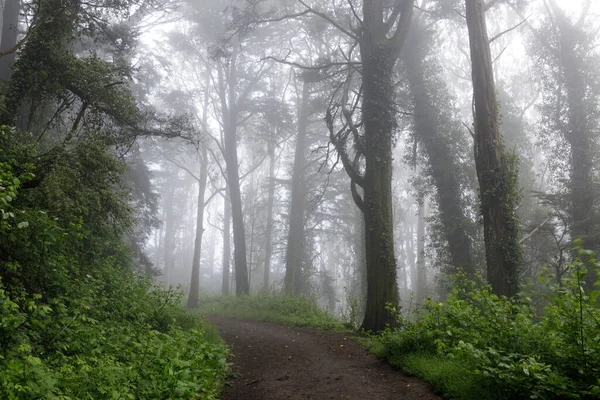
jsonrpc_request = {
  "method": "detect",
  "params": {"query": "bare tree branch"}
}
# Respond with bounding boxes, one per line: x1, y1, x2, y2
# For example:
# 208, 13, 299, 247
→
484, 0, 503, 12
326, 108, 364, 187
520, 217, 551, 244
389, 0, 415, 58
262, 55, 361, 70
489, 16, 528, 43
296, 0, 359, 40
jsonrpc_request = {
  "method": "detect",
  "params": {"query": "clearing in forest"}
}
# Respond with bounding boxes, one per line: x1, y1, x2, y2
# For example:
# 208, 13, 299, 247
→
210, 316, 441, 400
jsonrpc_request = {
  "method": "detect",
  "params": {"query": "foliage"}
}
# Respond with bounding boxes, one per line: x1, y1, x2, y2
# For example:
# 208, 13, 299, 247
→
0, 126, 229, 399
197, 292, 348, 332
366, 257, 600, 400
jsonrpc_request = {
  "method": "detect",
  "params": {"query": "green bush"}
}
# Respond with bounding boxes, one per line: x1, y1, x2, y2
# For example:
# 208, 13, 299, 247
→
0, 127, 230, 399
197, 292, 347, 331
368, 260, 600, 400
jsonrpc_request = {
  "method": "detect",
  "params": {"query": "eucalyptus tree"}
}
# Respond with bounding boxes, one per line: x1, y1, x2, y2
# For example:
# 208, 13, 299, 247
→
401, 17, 477, 278
267, 0, 416, 332
525, 0, 600, 288
464, 0, 522, 297
0, 0, 20, 81
284, 71, 313, 295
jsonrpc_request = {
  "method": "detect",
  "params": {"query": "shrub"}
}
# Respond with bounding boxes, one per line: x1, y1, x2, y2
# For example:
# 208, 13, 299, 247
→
0, 127, 230, 399
369, 260, 600, 399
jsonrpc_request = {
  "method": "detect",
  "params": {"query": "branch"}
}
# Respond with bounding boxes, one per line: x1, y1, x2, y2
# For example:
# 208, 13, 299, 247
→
576, 0, 592, 28
384, 1, 404, 34
262, 55, 361, 70
203, 187, 226, 207
0, 36, 27, 59
520, 217, 551, 244
484, 0, 502, 12
462, 121, 475, 139
350, 151, 365, 212
346, 0, 366, 33
351, 179, 365, 212
326, 108, 364, 187
254, 9, 312, 24
297, 0, 358, 40
160, 151, 200, 182
489, 16, 528, 44
389, 0, 416, 59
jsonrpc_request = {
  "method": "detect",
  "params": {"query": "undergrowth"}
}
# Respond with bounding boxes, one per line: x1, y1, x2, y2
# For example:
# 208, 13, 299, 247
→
365, 248, 600, 400
0, 127, 230, 399
197, 292, 348, 332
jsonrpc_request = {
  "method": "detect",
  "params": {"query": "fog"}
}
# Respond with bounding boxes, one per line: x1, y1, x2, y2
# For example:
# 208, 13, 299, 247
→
2, 0, 599, 323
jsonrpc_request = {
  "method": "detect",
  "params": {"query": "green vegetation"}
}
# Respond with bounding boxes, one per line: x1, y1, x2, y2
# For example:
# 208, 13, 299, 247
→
365, 250, 600, 400
0, 127, 229, 399
198, 292, 347, 331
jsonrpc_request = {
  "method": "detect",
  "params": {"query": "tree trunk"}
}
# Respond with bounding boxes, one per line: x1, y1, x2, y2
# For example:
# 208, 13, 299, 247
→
403, 25, 475, 276
221, 191, 232, 296
186, 146, 208, 309
224, 121, 249, 295
263, 138, 276, 290
354, 207, 367, 324
360, 41, 400, 331
465, 0, 521, 297
0, 0, 19, 82
217, 48, 249, 296
163, 178, 176, 287
416, 198, 426, 301
284, 76, 310, 295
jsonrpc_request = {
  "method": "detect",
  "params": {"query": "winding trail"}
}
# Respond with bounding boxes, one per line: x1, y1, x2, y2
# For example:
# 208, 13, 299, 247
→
209, 316, 441, 400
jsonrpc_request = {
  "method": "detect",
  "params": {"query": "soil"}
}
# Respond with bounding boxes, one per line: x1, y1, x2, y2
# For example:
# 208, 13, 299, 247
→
209, 316, 442, 400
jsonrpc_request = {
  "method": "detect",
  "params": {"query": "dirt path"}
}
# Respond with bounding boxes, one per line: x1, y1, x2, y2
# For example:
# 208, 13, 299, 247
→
209, 316, 442, 400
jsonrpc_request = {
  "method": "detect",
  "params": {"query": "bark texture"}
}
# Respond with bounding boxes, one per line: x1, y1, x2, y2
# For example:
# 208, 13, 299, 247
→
187, 146, 208, 309
218, 49, 250, 296
263, 139, 276, 290
465, 0, 521, 297
0, 0, 19, 81
221, 192, 232, 296
403, 25, 475, 276
284, 77, 310, 295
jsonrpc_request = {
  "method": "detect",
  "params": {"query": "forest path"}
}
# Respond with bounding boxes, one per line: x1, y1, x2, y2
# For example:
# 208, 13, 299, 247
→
209, 316, 441, 400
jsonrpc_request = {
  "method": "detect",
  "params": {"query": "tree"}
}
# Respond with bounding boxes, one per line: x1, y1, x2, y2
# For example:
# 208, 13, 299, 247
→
320, 0, 416, 331
525, 0, 600, 289
0, 0, 20, 81
464, 0, 521, 297
284, 72, 311, 295
186, 144, 209, 308
401, 19, 476, 277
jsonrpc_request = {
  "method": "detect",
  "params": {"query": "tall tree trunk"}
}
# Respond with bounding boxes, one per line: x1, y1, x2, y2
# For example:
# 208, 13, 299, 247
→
247, 176, 257, 289
217, 46, 249, 296
187, 146, 208, 309
353, 206, 367, 324
416, 198, 426, 301
285, 76, 310, 295
206, 211, 217, 280
221, 191, 232, 295
545, 1, 597, 289
326, 0, 414, 332
163, 179, 176, 287
403, 25, 475, 276
360, 40, 400, 331
0, 0, 19, 82
465, 0, 521, 297
263, 139, 276, 290
224, 121, 249, 295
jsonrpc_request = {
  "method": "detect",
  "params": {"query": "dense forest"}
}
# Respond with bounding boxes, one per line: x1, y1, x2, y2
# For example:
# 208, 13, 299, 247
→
1, 0, 599, 398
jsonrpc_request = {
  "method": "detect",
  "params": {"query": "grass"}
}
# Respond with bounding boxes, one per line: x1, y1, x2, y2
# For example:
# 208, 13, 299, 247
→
366, 338, 486, 400
196, 291, 349, 332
